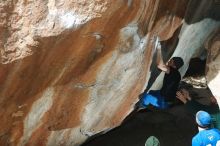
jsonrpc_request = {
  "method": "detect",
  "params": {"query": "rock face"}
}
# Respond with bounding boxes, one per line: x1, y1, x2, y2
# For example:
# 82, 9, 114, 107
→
0, 0, 219, 145
206, 29, 220, 104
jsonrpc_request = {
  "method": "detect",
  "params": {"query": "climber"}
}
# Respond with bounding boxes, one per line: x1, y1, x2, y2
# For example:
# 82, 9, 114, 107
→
140, 37, 184, 109
192, 110, 220, 146
176, 88, 220, 129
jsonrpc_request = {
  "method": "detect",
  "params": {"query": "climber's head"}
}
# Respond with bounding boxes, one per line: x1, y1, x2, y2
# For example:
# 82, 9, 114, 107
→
168, 57, 184, 69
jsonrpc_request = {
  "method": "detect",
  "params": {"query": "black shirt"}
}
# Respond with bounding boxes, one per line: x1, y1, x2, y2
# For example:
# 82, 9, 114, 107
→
160, 67, 181, 102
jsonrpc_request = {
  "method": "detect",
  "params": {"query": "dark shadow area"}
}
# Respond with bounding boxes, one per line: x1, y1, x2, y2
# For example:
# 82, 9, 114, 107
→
184, 0, 220, 24
184, 57, 206, 77
82, 107, 197, 146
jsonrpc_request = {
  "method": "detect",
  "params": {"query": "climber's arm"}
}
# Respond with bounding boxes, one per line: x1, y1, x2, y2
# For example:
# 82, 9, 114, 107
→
155, 38, 170, 74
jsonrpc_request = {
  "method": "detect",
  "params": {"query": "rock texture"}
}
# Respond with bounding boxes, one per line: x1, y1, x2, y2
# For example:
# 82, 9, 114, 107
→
0, 0, 219, 146
206, 29, 220, 104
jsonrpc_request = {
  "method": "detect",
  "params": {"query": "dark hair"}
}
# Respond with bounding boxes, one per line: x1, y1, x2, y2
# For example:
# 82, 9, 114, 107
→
178, 81, 198, 97
172, 57, 184, 69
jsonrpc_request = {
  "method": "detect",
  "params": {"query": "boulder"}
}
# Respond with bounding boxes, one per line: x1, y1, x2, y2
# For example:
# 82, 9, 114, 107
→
0, 0, 219, 145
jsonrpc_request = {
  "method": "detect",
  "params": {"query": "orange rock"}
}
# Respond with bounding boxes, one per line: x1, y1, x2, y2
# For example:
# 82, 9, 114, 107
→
0, 0, 219, 145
